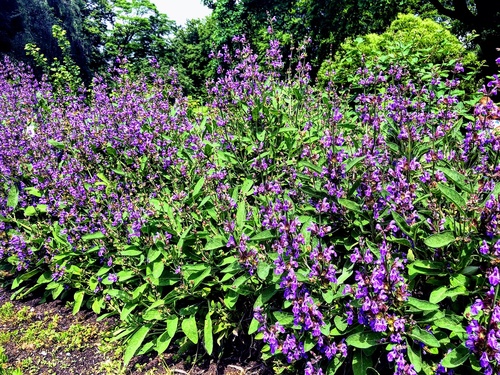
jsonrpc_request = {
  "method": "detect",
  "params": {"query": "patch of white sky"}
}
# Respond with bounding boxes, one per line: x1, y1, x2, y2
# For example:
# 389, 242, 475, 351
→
150, 0, 212, 26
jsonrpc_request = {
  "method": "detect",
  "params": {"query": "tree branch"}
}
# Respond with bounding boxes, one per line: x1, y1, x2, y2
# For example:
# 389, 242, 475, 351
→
427, 0, 458, 18
427, 0, 476, 24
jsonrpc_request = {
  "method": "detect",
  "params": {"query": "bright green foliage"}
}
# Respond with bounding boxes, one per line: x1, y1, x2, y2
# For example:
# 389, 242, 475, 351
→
104, 0, 176, 74
318, 14, 481, 96
25, 25, 83, 92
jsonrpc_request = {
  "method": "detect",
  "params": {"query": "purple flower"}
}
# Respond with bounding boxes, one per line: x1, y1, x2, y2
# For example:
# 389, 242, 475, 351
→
108, 273, 118, 283
489, 267, 500, 286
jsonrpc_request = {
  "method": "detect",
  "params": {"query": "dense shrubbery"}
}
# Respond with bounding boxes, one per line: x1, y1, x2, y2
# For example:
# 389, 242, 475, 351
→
2, 33, 500, 375
317, 14, 482, 100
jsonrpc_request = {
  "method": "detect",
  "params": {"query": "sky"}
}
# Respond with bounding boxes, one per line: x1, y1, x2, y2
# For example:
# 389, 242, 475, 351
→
150, 0, 212, 26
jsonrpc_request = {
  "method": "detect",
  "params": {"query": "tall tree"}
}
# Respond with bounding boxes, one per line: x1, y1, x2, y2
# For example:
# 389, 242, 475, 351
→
171, 17, 218, 97
201, 0, 422, 78
427, 0, 500, 76
0, 0, 89, 77
104, 0, 176, 70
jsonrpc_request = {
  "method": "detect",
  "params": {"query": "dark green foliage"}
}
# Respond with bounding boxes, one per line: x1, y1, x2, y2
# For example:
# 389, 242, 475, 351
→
427, 0, 500, 76
0, 0, 91, 80
171, 17, 218, 97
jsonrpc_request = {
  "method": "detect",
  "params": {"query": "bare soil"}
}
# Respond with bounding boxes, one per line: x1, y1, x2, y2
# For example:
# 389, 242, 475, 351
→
0, 287, 273, 375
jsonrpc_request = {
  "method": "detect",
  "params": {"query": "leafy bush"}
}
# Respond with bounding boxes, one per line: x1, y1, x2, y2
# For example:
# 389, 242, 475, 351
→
2, 33, 500, 375
318, 14, 482, 99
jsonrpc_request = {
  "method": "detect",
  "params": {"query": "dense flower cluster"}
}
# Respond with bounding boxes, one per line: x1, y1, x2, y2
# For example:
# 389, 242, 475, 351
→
2, 33, 500, 375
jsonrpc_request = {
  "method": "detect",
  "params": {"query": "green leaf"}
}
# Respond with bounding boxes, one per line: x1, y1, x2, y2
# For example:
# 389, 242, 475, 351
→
437, 167, 470, 193
82, 231, 105, 241
256, 129, 266, 142
338, 198, 362, 213
424, 232, 455, 248
322, 289, 334, 304
391, 211, 411, 236
204, 237, 226, 250
429, 285, 448, 304
204, 313, 213, 355
7, 185, 19, 208
72, 291, 84, 315
406, 340, 422, 373
326, 357, 345, 375
152, 260, 164, 279
24, 206, 37, 216
408, 260, 446, 278
440, 345, 470, 368
461, 266, 479, 275
25, 187, 41, 197
352, 349, 372, 375
120, 249, 143, 256
143, 309, 162, 321
334, 316, 348, 332
407, 297, 440, 311
48, 139, 65, 149
254, 286, 278, 307
409, 326, 440, 348
257, 263, 271, 280
273, 312, 294, 326
345, 156, 366, 173
179, 305, 199, 316
166, 315, 178, 338
434, 317, 465, 333
92, 298, 103, 314
346, 332, 381, 348
304, 334, 316, 352
182, 316, 198, 344
445, 286, 468, 299
299, 160, 323, 174
132, 284, 148, 300
123, 325, 151, 366
240, 179, 254, 195
147, 248, 162, 262
37, 271, 53, 284
156, 330, 174, 355
192, 177, 205, 198
117, 270, 136, 282
120, 303, 138, 321
248, 318, 259, 335
437, 183, 466, 214
236, 201, 246, 230
250, 230, 275, 241
190, 267, 211, 288
12, 269, 40, 289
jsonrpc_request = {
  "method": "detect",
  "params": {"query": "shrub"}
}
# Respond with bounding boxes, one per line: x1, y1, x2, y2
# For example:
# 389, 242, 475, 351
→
2, 34, 500, 375
318, 14, 482, 100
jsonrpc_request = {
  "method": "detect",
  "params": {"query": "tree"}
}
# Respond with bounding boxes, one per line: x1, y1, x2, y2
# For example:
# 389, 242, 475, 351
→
98, 0, 176, 75
0, 0, 90, 79
201, 0, 423, 79
171, 17, 218, 97
427, 0, 500, 76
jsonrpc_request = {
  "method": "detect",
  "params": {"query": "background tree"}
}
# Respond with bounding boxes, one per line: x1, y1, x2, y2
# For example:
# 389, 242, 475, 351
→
103, 0, 176, 74
0, 0, 90, 78
318, 13, 482, 101
427, 0, 500, 76
171, 17, 218, 97
201, 0, 424, 79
